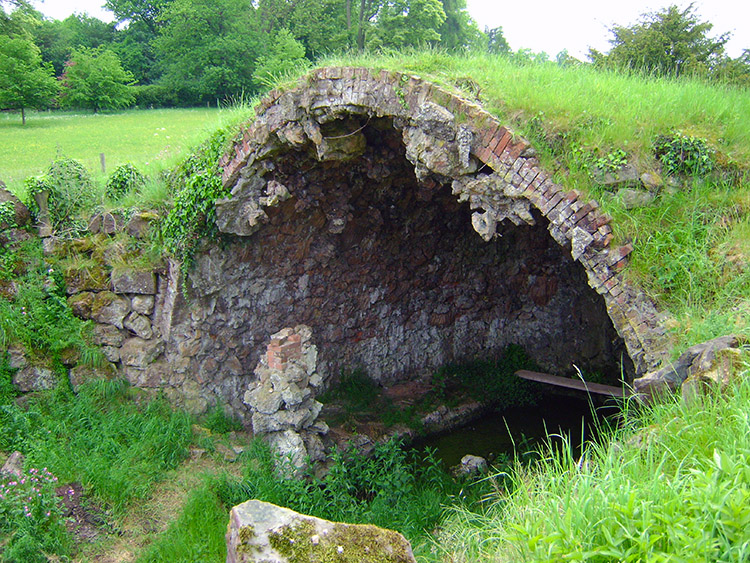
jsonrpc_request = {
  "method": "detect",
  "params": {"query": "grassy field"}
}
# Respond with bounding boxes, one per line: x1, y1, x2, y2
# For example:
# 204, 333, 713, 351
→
0, 107, 250, 197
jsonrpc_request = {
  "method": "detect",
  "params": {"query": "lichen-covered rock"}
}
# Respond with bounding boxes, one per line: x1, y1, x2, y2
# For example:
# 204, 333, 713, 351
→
92, 324, 127, 347
120, 337, 165, 367
12, 365, 57, 393
125, 211, 159, 239
593, 163, 639, 187
132, 295, 155, 316
124, 311, 153, 339
226, 500, 417, 563
619, 188, 655, 210
681, 344, 746, 405
69, 362, 117, 391
1, 451, 24, 478
458, 454, 488, 476
111, 269, 157, 295
63, 263, 111, 294
90, 291, 131, 328
265, 430, 308, 476
634, 335, 746, 402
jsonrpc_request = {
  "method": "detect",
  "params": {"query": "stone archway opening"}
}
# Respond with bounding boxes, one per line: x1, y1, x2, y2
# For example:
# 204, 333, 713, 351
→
234, 119, 631, 386
161, 66, 671, 448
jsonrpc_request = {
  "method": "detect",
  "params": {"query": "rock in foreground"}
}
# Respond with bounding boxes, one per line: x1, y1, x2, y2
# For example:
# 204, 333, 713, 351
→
226, 499, 417, 563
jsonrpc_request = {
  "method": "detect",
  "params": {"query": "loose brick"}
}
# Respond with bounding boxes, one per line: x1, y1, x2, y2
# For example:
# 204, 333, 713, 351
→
481, 123, 502, 149
474, 145, 494, 165
493, 130, 512, 155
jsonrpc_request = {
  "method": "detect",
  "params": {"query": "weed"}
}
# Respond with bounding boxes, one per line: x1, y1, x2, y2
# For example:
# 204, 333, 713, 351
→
161, 125, 241, 285
24, 156, 96, 236
653, 132, 715, 177
0, 200, 15, 229
431, 345, 542, 410
106, 163, 147, 200
0, 466, 70, 563
0, 238, 102, 367
201, 403, 244, 434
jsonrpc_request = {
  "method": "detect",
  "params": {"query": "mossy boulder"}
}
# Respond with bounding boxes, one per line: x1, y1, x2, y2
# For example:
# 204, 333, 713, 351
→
226, 500, 416, 563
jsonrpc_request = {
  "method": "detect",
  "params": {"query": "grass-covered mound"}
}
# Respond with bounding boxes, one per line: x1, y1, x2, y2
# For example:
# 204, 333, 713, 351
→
1, 50, 749, 561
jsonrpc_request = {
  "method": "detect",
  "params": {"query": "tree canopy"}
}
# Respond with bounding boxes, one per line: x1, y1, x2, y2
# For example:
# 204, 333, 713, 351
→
591, 3, 730, 77
0, 34, 58, 124
5, 0, 745, 113
59, 47, 136, 112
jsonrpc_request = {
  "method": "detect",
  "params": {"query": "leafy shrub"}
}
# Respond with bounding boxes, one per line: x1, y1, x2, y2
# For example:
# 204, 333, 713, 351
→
24, 157, 96, 235
0, 466, 70, 562
653, 132, 715, 177
106, 163, 146, 200
217, 437, 467, 541
0, 200, 16, 230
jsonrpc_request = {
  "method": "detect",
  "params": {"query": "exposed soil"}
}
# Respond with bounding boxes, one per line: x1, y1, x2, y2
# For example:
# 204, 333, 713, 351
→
69, 431, 251, 562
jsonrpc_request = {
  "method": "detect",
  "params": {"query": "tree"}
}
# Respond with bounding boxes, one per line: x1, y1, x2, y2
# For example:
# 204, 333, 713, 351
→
367, 0, 446, 50
153, 0, 260, 105
0, 35, 59, 124
591, 3, 729, 77
59, 47, 136, 112
35, 14, 115, 75
253, 0, 351, 58
0, 0, 39, 36
105, 0, 175, 33
252, 28, 308, 89
438, 0, 481, 51
485, 26, 510, 55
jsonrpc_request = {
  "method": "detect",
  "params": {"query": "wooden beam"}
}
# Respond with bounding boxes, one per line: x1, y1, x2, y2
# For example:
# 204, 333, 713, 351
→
516, 370, 629, 398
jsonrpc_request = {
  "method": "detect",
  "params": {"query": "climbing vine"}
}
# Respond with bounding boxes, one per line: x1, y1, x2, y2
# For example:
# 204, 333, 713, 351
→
160, 126, 240, 284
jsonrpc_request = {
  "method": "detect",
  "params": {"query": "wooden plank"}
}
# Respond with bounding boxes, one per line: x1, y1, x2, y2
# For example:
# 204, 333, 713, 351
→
516, 370, 629, 398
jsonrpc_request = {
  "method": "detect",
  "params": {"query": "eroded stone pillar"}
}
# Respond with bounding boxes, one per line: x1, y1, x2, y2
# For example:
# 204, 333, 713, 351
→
243, 325, 330, 474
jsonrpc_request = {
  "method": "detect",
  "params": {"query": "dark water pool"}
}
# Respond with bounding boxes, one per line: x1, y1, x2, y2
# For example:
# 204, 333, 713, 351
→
414, 393, 621, 468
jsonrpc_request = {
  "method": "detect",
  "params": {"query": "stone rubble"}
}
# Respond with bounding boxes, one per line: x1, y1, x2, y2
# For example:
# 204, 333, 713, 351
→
243, 326, 329, 474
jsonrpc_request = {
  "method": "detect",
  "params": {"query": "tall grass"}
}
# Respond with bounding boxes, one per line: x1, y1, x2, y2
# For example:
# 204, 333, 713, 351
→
0, 379, 193, 512
439, 354, 750, 562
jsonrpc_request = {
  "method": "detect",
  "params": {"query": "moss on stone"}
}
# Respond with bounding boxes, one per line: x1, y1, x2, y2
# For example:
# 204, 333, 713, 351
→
268, 519, 414, 563
236, 525, 261, 555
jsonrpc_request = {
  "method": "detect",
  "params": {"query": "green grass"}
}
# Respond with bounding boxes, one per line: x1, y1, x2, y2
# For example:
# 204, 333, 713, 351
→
438, 353, 750, 562
136, 480, 229, 563
140, 437, 493, 562
0, 107, 249, 196
0, 379, 193, 513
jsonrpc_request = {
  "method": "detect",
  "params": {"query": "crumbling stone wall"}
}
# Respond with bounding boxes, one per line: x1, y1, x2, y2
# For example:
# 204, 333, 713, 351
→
22, 67, 670, 420
165, 125, 628, 406
152, 66, 670, 418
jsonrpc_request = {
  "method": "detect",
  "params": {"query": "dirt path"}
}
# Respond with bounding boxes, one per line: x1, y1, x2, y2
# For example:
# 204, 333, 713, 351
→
73, 444, 246, 563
